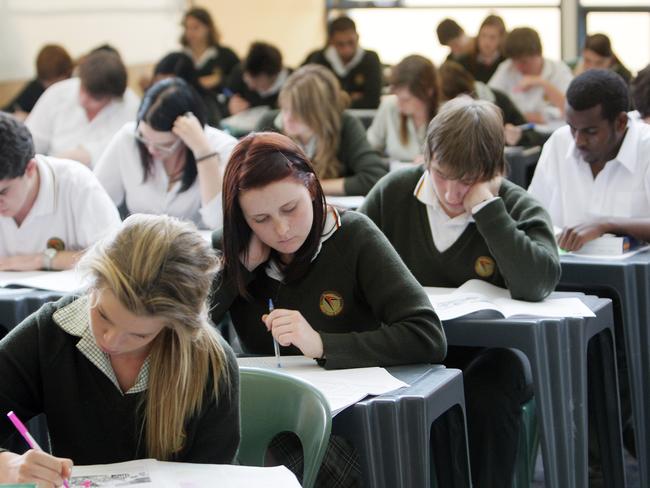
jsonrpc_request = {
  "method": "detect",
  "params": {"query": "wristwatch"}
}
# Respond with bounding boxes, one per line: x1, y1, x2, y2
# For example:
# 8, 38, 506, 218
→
42, 248, 58, 270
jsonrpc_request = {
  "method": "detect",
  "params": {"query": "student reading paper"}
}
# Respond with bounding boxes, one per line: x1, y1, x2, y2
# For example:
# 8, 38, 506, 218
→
359, 97, 560, 488
0, 214, 239, 487
210, 131, 445, 487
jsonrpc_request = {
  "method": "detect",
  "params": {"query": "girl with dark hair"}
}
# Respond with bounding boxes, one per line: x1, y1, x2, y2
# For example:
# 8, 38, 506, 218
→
576, 33, 631, 84
94, 78, 236, 229
180, 7, 239, 92
210, 131, 445, 487
458, 14, 507, 83
367, 54, 440, 162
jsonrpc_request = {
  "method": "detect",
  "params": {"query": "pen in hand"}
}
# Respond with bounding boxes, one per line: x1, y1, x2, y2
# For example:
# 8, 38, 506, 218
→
268, 299, 282, 368
7, 411, 70, 488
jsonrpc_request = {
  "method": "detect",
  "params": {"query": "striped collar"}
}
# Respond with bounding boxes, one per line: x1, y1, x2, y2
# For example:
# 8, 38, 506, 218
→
53, 296, 150, 395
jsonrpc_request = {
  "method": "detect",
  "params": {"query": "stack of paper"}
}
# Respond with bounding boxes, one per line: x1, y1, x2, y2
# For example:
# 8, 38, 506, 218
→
425, 279, 596, 321
237, 356, 409, 416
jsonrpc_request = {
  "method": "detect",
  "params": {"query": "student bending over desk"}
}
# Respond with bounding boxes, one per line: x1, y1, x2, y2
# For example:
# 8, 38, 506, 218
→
0, 214, 239, 486
359, 97, 560, 488
210, 132, 445, 487
0, 113, 120, 271
256, 64, 387, 196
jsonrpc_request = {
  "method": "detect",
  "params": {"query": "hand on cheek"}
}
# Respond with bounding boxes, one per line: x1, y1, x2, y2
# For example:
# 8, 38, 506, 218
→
262, 309, 324, 359
462, 175, 502, 213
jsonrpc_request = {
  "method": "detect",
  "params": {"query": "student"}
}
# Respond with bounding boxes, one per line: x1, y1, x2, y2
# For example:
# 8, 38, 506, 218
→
210, 130, 445, 487
25, 50, 140, 167
489, 27, 573, 126
528, 69, 650, 251
302, 15, 382, 109
359, 97, 560, 488
223, 42, 290, 116
0, 214, 240, 485
0, 112, 120, 271
180, 7, 239, 92
436, 18, 473, 62
456, 14, 507, 84
3, 44, 74, 120
256, 64, 387, 196
575, 33, 631, 84
439, 60, 549, 147
366, 54, 439, 162
95, 78, 236, 230
631, 64, 650, 124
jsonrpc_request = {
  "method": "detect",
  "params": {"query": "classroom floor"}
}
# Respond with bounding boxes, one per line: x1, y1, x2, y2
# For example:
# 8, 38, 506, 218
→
531, 450, 640, 487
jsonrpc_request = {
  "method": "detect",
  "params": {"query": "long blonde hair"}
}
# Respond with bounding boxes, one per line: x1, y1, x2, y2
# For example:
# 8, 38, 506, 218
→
279, 64, 350, 179
80, 214, 229, 461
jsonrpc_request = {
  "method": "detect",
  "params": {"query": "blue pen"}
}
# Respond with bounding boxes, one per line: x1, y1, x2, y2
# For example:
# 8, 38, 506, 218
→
268, 299, 282, 368
516, 122, 535, 130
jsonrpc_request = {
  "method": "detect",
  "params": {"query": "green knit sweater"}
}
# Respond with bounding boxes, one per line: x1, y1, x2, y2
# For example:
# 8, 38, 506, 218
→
0, 296, 240, 464
256, 110, 388, 196
359, 166, 560, 301
211, 211, 446, 369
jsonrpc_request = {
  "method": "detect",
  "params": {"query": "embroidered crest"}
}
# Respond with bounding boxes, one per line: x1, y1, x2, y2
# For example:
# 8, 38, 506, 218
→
320, 291, 344, 317
354, 73, 365, 86
46, 237, 65, 251
474, 256, 495, 278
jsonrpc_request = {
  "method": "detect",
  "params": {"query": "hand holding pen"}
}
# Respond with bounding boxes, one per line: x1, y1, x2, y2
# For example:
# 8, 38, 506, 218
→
4, 411, 72, 487
263, 301, 325, 360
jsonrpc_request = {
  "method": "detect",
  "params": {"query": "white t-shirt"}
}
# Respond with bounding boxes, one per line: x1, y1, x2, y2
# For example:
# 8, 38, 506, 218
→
94, 121, 237, 230
366, 95, 426, 162
528, 119, 650, 228
488, 58, 573, 126
25, 78, 140, 166
0, 155, 121, 257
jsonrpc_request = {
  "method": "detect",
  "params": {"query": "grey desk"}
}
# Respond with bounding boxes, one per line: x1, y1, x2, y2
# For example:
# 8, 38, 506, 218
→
504, 146, 541, 189
0, 287, 66, 453
332, 364, 471, 488
442, 293, 624, 488
560, 252, 650, 488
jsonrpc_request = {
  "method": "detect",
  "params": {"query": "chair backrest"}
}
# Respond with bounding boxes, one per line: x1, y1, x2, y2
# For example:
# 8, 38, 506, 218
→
238, 367, 332, 488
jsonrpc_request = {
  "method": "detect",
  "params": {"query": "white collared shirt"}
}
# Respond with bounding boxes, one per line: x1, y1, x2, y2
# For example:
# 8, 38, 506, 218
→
367, 95, 426, 162
258, 68, 290, 98
488, 58, 573, 126
25, 78, 140, 167
528, 119, 650, 228
94, 121, 237, 230
0, 155, 121, 257
324, 45, 366, 77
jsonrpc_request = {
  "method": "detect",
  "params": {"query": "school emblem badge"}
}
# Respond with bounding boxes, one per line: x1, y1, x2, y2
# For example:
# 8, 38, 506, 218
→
474, 256, 495, 278
354, 73, 365, 86
46, 237, 65, 251
320, 291, 344, 317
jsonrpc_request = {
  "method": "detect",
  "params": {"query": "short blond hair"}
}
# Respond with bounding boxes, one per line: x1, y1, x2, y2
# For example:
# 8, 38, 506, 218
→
424, 97, 505, 181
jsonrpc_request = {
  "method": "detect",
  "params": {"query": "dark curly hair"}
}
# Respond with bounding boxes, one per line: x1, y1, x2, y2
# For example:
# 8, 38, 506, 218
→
0, 112, 35, 180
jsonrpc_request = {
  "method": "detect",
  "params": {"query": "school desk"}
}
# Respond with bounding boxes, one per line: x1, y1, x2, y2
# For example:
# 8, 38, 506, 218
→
504, 146, 541, 189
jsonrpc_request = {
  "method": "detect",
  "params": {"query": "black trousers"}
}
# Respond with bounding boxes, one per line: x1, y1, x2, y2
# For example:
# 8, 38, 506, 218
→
432, 346, 534, 488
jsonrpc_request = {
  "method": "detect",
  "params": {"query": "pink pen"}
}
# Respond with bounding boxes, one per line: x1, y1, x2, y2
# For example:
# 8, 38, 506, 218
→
6, 411, 70, 488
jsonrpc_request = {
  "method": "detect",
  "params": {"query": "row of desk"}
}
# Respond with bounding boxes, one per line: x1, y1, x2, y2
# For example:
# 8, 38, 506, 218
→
1, 251, 648, 488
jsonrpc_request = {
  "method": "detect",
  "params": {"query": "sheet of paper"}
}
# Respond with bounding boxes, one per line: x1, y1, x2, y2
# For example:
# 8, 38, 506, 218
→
70, 459, 301, 488
0, 269, 85, 293
561, 245, 650, 261
325, 195, 365, 210
237, 356, 409, 416
424, 279, 595, 320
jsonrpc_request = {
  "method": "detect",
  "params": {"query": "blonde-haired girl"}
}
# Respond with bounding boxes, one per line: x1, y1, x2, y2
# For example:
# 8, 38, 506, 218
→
0, 214, 239, 487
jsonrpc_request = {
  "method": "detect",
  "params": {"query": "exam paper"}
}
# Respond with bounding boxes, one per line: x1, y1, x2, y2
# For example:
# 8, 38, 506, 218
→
425, 279, 596, 321
70, 459, 300, 488
325, 195, 365, 210
237, 356, 409, 415
0, 269, 85, 293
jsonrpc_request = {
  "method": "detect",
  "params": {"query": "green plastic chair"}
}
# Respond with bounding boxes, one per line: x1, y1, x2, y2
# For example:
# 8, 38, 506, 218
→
238, 367, 332, 488
512, 398, 540, 488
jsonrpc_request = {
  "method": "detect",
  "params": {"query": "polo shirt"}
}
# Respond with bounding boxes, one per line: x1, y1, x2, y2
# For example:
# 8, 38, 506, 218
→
0, 155, 121, 257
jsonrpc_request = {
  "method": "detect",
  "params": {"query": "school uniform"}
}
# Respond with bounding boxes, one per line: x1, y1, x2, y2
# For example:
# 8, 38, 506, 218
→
94, 121, 237, 230
2, 79, 45, 113
256, 110, 388, 195
457, 52, 507, 84
488, 58, 573, 126
303, 46, 382, 109
359, 165, 560, 487
211, 207, 445, 487
222, 65, 290, 115
528, 118, 650, 228
184, 45, 239, 92
0, 155, 120, 258
0, 295, 240, 464
25, 78, 140, 167
366, 94, 426, 161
